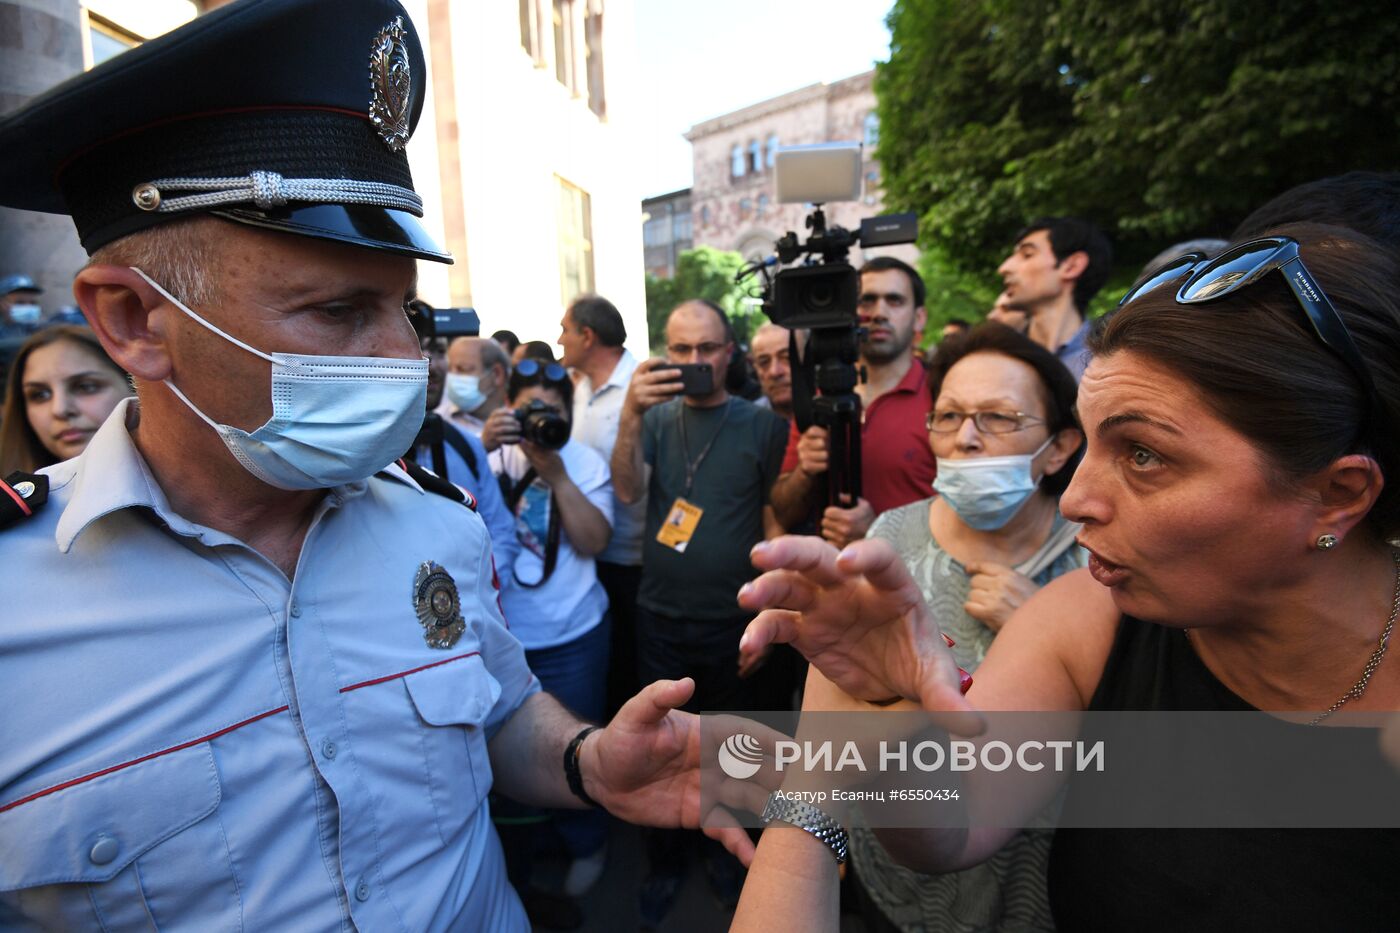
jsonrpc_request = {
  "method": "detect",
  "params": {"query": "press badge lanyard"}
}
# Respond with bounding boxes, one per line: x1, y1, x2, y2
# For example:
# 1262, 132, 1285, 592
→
677, 398, 732, 497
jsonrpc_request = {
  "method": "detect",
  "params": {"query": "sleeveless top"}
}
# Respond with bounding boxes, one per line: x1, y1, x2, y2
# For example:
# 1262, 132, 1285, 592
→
1047, 615, 1400, 932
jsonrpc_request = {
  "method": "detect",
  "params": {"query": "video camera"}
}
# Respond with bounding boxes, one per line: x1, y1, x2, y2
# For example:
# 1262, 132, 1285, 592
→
736, 142, 917, 506
406, 301, 483, 483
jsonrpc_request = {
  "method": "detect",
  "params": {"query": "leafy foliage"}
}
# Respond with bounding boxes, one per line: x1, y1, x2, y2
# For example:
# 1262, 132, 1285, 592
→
877, 0, 1400, 325
644, 246, 766, 353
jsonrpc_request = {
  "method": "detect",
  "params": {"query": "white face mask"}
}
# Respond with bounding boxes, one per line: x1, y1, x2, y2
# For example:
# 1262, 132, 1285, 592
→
932, 436, 1055, 531
445, 372, 487, 413
133, 268, 427, 491
8, 303, 41, 324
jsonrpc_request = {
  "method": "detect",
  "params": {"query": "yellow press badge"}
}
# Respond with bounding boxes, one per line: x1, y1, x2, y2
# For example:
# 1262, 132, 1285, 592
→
656, 497, 703, 552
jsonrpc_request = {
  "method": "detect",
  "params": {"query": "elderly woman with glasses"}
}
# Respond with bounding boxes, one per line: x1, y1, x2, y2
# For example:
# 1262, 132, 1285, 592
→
838, 323, 1085, 933
731, 224, 1400, 932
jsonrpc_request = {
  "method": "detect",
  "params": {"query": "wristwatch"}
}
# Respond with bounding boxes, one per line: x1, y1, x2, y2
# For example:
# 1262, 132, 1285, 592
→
761, 791, 849, 865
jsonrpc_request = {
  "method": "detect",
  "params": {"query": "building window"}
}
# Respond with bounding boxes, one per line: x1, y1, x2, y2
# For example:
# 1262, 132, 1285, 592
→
748, 140, 762, 174
765, 133, 780, 169
553, 0, 577, 93
757, 193, 769, 218
584, 4, 605, 118
88, 15, 139, 67
731, 145, 746, 179
557, 177, 594, 304
701, 205, 712, 226
739, 198, 753, 220
863, 112, 880, 149
519, 0, 544, 63
674, 210, 692, 242
643, 216, 669, 248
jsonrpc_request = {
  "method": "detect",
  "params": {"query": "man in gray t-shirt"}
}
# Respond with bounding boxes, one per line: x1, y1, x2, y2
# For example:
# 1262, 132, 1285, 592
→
610, 299, 787, 924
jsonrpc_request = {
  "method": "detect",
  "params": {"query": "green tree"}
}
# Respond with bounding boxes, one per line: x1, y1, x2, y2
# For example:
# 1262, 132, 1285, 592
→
877, 0, 1400, 323
644, 246, 764, 353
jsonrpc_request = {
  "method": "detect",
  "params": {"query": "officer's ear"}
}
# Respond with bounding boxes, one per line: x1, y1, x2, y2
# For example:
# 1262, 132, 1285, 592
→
73, 264, 177, 382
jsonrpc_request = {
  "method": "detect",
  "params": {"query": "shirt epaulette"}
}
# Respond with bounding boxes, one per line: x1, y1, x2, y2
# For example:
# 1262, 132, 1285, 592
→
0, 472, 47, 530
392, 458, 477, 512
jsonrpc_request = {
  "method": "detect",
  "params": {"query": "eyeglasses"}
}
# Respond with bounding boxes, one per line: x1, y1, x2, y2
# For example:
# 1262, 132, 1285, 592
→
926, 410, 1044, 435
514, 359, 569, 383
1117, 236, 1378, 401
667, 342, 727, 358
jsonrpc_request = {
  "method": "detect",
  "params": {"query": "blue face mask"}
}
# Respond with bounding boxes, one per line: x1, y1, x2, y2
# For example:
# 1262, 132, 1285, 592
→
445, 372, 487, 413
8, 303, 41, 325
134, 268, 427, 491
932, 436, 1055, 530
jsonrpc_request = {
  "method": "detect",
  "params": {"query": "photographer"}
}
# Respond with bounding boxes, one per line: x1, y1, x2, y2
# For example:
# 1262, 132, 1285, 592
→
769, 257, 938, 547
489, 358, 614, 909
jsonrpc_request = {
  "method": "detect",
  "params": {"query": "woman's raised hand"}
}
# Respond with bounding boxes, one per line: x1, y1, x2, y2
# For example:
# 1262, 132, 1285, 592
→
738, 536, 982, 734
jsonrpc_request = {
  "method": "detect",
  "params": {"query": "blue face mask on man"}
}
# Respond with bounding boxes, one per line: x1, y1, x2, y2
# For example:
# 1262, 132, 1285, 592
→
932, 435, 1055, 531
134, 267, 428, 490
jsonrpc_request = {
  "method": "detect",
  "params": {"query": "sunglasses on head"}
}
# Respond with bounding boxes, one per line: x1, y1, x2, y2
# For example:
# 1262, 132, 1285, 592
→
1117, 235, 1378, 403
514, 359, 569, 383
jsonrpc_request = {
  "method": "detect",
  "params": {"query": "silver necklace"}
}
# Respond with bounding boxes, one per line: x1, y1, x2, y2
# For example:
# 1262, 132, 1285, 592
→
1185, 550, 1400, 725
1307, 550, 1400, 724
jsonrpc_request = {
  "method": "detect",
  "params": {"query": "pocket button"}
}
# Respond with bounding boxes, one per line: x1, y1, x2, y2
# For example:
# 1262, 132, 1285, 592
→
355, 878, 371, 902
89, 834, 119, 866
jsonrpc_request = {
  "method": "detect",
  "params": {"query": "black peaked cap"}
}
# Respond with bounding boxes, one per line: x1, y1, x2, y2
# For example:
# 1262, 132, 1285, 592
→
0, 0, 450, 263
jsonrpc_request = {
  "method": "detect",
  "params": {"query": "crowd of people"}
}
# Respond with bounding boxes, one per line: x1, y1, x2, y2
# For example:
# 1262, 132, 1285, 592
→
1, 1, 1398, 931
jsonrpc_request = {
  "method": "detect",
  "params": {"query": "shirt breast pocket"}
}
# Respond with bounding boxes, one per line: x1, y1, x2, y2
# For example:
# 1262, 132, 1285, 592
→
402, 655, 501, 845
0, 742, 240, 932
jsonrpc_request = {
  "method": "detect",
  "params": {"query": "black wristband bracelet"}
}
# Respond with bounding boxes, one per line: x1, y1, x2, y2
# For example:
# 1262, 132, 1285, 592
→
564, 724, 601, 809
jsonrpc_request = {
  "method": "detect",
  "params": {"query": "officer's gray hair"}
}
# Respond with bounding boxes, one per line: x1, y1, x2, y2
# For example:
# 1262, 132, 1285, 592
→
88, 216, 220, 307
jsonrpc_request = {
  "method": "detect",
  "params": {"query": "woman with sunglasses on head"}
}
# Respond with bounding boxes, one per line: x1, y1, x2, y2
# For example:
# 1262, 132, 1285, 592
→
1, 325, 132, 475
486, 358, 616, 912
732, 224, 1400, 932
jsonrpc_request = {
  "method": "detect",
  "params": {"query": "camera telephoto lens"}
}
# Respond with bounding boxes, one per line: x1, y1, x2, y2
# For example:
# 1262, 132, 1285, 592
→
513, 401, 571, 450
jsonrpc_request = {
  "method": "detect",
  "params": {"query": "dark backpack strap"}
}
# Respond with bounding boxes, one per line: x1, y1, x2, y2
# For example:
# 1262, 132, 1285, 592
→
393, 458, 477, 511
439, 422, 481, 481
1, 471, 48, 530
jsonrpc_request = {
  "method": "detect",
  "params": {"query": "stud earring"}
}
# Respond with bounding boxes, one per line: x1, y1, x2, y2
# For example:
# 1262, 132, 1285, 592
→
1316, 534, 1339, 550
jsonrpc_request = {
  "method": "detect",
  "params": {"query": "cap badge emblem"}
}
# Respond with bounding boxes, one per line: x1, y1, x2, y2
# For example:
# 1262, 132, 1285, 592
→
414, 561, 465, 649
369, 16, 412, 152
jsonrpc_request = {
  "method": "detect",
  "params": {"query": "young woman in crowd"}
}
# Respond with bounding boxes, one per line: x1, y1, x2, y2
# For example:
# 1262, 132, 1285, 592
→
0, 324, 132, 475
733, 224, 1400, 931
846, 323, 1084, 931
486, 358, 615, 911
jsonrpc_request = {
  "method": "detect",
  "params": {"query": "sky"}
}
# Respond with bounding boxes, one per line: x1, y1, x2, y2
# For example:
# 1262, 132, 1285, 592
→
633, 0, 896, 199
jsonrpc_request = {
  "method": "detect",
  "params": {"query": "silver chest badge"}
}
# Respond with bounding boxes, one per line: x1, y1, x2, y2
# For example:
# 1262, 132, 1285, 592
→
413, 561, 465, 649
369, 16, 412, 152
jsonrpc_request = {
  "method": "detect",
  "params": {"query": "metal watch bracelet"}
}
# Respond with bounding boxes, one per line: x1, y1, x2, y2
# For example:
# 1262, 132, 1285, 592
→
761, 791, 849, 865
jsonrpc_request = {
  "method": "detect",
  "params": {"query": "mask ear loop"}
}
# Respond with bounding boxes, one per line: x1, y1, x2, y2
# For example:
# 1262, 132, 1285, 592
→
131, 266, 281, 431
131, 267, 279, 364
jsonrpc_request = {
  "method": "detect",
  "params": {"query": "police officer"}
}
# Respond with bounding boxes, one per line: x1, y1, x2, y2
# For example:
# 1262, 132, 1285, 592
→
0, 2, 752, 929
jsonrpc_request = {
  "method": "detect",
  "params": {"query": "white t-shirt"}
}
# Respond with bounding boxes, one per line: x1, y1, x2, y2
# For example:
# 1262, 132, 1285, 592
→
492, 439, 613, 650
571, 350, 646, 566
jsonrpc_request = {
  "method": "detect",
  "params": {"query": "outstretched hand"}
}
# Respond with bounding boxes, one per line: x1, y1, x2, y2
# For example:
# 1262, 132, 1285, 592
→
737, 536, 983, 735
581, 678, 768, 864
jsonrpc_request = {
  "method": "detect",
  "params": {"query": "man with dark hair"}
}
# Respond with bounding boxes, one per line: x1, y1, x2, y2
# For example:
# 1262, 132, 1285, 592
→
492, 328, 521, 357
559, 294, 647, 753
748, 322, 793, 421
998, 216, 1112, 380
768, 255, 937, 548
1233, 170, 1400, 253
941, 318, 971, 341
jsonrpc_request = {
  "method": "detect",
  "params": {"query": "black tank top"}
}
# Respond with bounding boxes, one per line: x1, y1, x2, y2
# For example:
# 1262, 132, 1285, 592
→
1046, 615, 1400, 932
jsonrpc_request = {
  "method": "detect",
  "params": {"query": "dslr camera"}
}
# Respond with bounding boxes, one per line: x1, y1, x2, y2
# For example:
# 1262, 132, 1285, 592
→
513, 400, 570, 451
737, 142, 917, 504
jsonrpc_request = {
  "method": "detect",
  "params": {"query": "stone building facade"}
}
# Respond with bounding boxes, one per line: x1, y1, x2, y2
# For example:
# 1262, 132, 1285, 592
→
685, 70, 916, 269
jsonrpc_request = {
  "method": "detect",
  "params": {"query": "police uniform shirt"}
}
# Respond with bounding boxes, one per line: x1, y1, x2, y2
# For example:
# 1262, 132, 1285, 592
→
0, 399, 539, 931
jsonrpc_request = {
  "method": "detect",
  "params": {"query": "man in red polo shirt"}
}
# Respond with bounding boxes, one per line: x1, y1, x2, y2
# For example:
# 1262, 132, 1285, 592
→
769, 256, 937, 545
